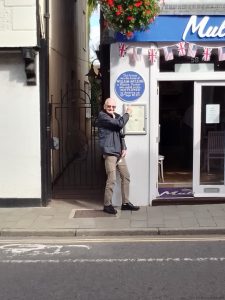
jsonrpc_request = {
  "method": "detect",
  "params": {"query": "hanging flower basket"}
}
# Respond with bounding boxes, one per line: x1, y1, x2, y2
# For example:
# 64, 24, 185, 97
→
99, 0, 160, 38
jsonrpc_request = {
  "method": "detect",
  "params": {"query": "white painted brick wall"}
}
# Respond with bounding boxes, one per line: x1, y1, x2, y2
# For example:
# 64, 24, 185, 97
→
12, 7, 36, 30
0, 0, 37, 47
5, 0, 36, 5
0, 53, 41, 198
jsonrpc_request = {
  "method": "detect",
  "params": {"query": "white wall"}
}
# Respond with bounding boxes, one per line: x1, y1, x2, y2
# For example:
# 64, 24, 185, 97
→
0, 53, 41, 198
0, 0, 37, 47
110, 43, 150, 206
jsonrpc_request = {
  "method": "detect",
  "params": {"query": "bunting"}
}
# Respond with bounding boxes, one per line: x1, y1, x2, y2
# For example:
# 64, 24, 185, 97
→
132, 47, 142, 61
148, 49, 158, 64
202, 47, 212, 62
177, 42, 186, 56
132, 47, 138, 61
119, 43, 128, 57
118, 42, 225, 64
136, 47, 142, 59
187, 43, 197, 58
218, 47, 225, 61
163, 47, 174, 61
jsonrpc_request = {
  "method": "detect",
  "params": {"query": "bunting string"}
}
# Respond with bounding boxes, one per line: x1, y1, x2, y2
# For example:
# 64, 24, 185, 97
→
118, 42, 225, 63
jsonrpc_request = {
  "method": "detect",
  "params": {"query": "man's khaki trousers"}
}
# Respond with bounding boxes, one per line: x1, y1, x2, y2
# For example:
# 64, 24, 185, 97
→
103, 155, 130, 206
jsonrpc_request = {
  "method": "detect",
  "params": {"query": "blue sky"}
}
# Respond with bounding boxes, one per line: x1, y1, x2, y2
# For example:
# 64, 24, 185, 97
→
90, 7, 100, 62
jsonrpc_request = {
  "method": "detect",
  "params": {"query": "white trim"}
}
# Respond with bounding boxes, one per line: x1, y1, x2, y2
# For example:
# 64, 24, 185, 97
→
151, 74, 225, 202
194, 193, 225, 198
149, 45, 160, 205
163, 0, 225, 4
193, 81, 225, 196
157, 72, 225, 81
161, 0, 225, 15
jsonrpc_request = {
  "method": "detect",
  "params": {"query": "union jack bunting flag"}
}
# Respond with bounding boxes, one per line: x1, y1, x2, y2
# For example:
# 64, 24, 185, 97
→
148, 49, 158, 64
132, 47, 142, 61
218, 47, 225, 61
202, 48, 212, 61
136, 47, 142, 59
132, 47, 138, 61
163, 47, 174, 61
187, 43, 197, 58
119, 43, 128, 57
177, 42, 186, 56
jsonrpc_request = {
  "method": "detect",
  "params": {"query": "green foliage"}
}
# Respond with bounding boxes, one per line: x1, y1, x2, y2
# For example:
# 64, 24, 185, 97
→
88, 0, 98, 16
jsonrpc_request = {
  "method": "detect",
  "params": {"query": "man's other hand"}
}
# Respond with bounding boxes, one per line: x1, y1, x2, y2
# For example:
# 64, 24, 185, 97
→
121, 150, 127, 157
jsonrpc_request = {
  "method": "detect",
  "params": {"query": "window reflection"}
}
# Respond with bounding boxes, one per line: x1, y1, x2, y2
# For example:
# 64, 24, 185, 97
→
200, 86, 225, 185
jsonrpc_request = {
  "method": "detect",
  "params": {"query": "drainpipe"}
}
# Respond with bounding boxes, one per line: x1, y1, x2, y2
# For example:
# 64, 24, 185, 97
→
39, 0, 51, 206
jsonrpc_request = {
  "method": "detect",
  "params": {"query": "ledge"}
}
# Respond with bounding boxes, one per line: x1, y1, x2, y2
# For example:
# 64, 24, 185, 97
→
0, 198, 42, 207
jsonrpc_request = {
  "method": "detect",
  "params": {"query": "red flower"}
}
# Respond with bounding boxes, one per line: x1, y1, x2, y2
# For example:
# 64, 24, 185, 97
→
127, 16, 134, 21
134, 1, 142, 7
99, 0, 160, 36
107, 0, 114, 7
116, 4, 123, 15
126, 31, 133, 38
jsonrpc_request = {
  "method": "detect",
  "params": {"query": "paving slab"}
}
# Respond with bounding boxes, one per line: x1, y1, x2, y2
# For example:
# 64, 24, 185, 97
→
0, 203, 224, 237
181, 217, 199, 228
130, 220, 148, 228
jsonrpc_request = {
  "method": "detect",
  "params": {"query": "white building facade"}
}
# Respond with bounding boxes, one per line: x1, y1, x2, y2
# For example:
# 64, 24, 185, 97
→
110, 0, 225, 206
0, 0, 89, 206
0, 0, 41, 205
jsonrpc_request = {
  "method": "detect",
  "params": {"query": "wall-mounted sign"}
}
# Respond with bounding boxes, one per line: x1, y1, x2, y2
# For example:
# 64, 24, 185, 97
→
115, 71, 145, 102
123, 104, 147, 135
116, 15, 225, 42
206, 104, 220, 124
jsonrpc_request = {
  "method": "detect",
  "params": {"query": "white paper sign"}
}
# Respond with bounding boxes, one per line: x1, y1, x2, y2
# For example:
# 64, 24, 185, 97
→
123, 104, 146, 135
206, 104, 220, 124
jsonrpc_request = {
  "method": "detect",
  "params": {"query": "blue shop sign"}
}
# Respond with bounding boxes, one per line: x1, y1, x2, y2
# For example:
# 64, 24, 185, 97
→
115, 71, 145, 102
116, 15, 225, 42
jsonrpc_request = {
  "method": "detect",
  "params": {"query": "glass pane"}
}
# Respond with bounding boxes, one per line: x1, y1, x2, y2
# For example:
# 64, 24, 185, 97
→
200, 86, 225, 185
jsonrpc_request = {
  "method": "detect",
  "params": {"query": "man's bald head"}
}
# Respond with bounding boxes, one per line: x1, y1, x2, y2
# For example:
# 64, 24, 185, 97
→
104, 98, 117, 116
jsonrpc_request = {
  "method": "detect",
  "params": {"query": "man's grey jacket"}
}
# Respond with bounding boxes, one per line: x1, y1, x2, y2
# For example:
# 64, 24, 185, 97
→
96, 110, 129, 157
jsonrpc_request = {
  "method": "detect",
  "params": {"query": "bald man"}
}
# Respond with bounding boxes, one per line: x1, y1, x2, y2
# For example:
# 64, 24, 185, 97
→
96, 98, 139, 214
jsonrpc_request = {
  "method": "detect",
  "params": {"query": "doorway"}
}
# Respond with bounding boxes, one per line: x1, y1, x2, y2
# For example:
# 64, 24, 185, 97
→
158, 81, 194, 198
193, 82, 225, 197
50, 87, 105, 208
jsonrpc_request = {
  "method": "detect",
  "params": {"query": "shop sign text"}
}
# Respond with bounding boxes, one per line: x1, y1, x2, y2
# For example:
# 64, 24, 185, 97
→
183, 16, 225, 41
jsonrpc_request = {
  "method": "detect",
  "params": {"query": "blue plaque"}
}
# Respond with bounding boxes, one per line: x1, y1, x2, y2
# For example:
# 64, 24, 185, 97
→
115, 71, 145, 102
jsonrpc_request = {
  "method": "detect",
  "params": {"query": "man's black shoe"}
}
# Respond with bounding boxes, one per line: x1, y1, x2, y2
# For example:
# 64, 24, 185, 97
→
121, 202, 140, 211
103, 205, 117, 215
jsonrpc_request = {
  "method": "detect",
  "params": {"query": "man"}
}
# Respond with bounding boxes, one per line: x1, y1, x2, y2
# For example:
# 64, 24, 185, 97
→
96, 98, 140, 214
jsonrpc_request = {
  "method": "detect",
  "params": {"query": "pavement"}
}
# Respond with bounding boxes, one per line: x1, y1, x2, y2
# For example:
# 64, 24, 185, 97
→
0, 199, 225, 238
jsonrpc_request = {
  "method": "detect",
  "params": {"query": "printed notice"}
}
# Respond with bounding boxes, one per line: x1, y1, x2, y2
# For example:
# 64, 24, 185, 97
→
206, 104, 220, 124
124, 104, 146, 135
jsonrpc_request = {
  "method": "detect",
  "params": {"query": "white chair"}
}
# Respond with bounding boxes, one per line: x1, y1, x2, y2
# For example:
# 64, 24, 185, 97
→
207, 131, 225, 173
158, 155, 165, 182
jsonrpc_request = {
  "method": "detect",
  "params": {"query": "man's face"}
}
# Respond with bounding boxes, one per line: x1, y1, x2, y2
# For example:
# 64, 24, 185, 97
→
104, 99, 116, 115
